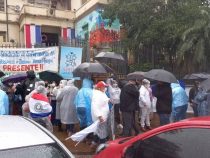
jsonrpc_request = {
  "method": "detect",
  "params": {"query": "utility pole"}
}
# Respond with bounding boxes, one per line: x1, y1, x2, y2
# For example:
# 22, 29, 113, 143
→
6, 0, 9, 42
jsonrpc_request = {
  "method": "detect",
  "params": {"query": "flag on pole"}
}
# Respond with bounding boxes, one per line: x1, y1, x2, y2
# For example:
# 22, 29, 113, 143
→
25, 24, 42, 48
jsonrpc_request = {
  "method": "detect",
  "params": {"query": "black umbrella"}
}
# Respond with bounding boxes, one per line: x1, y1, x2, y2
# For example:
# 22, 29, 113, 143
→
144, 69, 177, 83
183, 73, 210, 80
38, 70, 63, 83
94, 52, 125, 62
200, 78, 210, 90
73, 62, 114, 78
127, 71, 145, 80
2, 72, 27, 85
0, 70, 5, 78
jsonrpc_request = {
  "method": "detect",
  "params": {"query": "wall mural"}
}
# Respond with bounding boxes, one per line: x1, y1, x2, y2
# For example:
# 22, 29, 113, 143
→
75, 9, 120, 47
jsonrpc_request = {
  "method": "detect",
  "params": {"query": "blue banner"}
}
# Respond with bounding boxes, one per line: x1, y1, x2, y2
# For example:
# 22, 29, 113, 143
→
59, 46, 82, 79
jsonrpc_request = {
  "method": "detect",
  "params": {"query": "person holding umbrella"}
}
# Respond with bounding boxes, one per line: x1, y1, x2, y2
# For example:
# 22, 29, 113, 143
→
139, 79, 153, 131
189, 81, 200, 117
144, 69, 175, 125
120, 79, 140, 137
16, 70, 40, 103
170, 83, 188, 122
153, 81, 172, 126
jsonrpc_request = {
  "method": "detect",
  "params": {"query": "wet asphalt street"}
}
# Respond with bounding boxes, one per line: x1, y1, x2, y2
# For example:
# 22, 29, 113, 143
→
53, 113, 193, 157
53, 113, 162, 157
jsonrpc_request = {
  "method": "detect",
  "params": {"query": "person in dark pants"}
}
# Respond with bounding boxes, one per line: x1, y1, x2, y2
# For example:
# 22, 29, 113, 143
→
50, 81, 58, 125
15, 70, 40, 115
120, 79, 140, 137
153, 82, 172, 126
189, 81, 200, 117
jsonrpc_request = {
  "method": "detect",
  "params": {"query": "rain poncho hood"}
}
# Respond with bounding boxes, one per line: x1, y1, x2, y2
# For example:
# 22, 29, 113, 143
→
171, 83, 188, 109
67, 79, 75, 86
82, 78, 93, 88
74, 78, 93, 127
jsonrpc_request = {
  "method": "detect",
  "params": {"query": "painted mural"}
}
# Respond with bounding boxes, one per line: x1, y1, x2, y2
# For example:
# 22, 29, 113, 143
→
75, 9, 120, 47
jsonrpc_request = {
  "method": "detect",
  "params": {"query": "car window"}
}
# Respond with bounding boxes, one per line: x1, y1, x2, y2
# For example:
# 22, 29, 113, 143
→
124, 128, 210, 158
0, 143, 72, 158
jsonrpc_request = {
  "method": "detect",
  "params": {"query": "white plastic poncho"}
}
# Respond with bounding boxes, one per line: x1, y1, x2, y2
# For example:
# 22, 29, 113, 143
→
91, 89, 110, 122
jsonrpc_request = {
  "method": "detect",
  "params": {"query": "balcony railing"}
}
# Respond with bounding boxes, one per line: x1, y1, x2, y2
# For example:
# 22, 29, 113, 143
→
20, 5, 75, 20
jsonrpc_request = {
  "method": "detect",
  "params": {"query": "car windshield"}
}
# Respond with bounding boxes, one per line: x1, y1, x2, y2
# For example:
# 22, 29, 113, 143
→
0, 143, 72, 158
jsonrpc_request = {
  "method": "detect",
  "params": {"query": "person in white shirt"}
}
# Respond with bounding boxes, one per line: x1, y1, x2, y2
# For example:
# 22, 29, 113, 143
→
108, 80, 122, 129
139, 79, 153, 131
91, 81, 110, 147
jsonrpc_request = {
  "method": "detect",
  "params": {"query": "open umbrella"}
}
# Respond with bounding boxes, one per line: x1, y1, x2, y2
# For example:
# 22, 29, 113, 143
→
2, 73, 27, 85
73, 62, 114, 78
144, 69, 177, 83
94, 52, 125, 62
127, 71, 145, 80
200, 78, 210, 91
38, 70, 63, 83
183, 73, 210, 80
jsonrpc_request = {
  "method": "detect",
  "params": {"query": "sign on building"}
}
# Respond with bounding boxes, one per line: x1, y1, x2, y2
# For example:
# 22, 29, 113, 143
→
59, 46, 82, 79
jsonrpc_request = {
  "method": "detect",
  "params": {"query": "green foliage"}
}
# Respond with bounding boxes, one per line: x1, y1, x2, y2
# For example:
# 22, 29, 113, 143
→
103, 0, 210, 73
129, 63, 154, 72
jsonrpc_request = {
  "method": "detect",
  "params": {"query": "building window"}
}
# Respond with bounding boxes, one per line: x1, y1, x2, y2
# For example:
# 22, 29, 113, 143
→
27, 0, 51, 7
0, 32, 6, 43
0, 0, 5, 12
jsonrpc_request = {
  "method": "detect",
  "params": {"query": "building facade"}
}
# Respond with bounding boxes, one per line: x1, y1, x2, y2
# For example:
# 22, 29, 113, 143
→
0, 0, 116, 48
0, 0, 77, 47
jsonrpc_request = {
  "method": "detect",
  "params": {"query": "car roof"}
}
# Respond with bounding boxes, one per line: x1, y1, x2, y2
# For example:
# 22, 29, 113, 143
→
0, 115, 54, 150
137, 116, 210, 140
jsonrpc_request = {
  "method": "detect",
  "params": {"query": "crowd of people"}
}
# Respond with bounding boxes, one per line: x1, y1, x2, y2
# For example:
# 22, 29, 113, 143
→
0, 70, 209, 150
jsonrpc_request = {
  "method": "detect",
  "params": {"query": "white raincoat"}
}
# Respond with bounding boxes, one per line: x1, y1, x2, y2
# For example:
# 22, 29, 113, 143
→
56, 80, 79, 124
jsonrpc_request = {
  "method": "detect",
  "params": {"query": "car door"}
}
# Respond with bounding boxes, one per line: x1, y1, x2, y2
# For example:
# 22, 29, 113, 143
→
124, 127, 210, 158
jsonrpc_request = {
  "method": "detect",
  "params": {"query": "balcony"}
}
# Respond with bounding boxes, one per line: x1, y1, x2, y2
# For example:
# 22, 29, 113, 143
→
76, 0, 110, 19
19, 4, 75, 28
20, 5, 75, 20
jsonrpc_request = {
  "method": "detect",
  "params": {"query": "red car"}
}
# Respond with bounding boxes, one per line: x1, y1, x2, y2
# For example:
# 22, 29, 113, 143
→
94, 117, 210, 158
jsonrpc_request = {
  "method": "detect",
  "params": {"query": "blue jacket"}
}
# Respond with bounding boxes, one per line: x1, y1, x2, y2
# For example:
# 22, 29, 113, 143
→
0, 90, 9, 115
171, 83, 188, 109
74, 78, 93, 126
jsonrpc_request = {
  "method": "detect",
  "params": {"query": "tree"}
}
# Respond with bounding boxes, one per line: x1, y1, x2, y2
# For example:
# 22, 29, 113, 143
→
177, 9, 210, 73
103, 0, 210, 74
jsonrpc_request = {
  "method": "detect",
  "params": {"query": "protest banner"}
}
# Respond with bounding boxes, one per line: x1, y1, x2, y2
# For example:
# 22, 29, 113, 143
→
59, 46, 82, 79
0, 47, 59, 73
